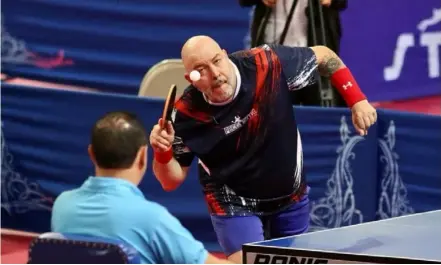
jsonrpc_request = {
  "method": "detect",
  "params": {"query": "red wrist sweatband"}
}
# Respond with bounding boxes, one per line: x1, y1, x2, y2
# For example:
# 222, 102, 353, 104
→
330, 67, 366, 107
154, 148, 173, 164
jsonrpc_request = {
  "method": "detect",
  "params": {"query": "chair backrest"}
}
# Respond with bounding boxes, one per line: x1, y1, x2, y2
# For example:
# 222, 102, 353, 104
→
28, 232, 141, 264
138, 59, 188, 99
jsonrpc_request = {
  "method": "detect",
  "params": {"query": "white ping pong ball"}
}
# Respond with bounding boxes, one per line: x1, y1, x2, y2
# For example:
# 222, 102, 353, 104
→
189, 70, 201, 82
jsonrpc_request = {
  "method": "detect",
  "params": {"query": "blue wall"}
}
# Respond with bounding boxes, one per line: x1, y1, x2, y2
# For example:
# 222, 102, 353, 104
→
2, 84, 440, 251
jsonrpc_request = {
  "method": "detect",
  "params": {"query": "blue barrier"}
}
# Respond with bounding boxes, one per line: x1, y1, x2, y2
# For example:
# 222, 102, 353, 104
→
2, 84, 440, 251
2, 1, 439, 101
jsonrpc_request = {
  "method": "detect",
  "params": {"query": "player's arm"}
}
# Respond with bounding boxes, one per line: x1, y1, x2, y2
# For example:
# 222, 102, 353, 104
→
270, 43, 367, 107
150, 116, 195, 191
152, 134, 194, 191
310, 45, 366, 107
269, 44, 376, 135
152, 159, 190, 192
310, 45, 346, 75
310, 45, 377, 135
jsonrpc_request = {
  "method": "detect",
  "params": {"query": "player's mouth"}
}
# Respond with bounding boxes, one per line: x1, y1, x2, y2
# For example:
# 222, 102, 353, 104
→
212, 80, 227, 91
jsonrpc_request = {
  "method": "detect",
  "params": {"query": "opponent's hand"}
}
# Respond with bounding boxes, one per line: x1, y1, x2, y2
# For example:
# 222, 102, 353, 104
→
320, 0, 332, 7
351, 100, 377, 136
149, 118, 175, 152
263, 0, 276, 7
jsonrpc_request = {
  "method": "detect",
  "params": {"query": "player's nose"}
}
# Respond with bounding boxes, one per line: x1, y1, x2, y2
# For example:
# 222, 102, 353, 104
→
209, 64, 220, 79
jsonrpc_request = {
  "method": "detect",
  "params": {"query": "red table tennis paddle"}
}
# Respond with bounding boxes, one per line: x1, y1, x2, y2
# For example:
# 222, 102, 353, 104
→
161, 84, 177, 129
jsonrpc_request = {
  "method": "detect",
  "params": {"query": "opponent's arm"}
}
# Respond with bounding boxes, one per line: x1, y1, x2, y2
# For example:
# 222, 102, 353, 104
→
310, 45, 367, 108
150, 209, 233, 264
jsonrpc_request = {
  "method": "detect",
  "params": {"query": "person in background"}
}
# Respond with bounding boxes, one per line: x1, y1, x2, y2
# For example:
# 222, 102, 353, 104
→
51, 111, 231, 264
239, 0, 348, 107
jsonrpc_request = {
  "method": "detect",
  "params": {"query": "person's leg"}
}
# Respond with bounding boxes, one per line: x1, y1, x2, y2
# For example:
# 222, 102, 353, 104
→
269, 194, 310, 238
211, 215, 264, 263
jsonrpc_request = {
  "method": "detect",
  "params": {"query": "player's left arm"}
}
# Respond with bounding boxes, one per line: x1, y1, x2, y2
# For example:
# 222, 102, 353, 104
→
311, 45, 377, 136
268, 43, 376, 136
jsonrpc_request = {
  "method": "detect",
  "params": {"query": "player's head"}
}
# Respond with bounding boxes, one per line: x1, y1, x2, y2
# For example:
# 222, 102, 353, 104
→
88, 111, 148, 185
181, 35, 236, 103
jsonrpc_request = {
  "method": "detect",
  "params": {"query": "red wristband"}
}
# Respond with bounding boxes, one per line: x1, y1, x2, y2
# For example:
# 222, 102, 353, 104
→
154, 148, 173, 164
330, 68, 366, 107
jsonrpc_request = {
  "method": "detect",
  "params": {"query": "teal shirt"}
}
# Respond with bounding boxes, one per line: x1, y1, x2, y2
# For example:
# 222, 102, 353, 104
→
51, 176, 208, 264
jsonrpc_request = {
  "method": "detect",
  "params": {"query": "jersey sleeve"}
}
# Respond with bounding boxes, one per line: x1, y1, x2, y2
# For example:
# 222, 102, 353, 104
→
268, 44, 319, 91
150, 209, 208, 264
171, 108, 195, 167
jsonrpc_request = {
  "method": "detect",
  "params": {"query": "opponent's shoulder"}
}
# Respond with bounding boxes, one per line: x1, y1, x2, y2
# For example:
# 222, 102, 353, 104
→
53, 189, 79, 208
138, 199, 171, 219
136, 200, 187, 234
107, 199, 172, 235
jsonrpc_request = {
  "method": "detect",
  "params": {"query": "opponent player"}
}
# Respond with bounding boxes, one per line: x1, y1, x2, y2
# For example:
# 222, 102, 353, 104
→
149, 35, 377, 263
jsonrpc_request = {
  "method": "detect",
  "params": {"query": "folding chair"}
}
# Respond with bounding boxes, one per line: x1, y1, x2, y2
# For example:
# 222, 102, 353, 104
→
138, 59, 188, 99
28, 232, 141, 264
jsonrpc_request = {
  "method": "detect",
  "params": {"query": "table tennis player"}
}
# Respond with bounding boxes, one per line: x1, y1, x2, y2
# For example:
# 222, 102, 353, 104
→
149, 35, 377, 263
51, 111, 230, 264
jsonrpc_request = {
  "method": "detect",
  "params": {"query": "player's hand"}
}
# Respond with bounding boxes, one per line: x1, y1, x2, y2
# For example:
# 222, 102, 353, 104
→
263, 0, 276, 8
149, 118, 175, 152
351, 100, 377, 136
320, 0, 332, 7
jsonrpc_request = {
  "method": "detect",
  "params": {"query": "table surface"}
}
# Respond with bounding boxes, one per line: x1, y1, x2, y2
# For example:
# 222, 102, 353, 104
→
248, 210, 441, 262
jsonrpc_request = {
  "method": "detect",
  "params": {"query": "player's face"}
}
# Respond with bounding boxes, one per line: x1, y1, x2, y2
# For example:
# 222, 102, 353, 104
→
189, 49, 235, 103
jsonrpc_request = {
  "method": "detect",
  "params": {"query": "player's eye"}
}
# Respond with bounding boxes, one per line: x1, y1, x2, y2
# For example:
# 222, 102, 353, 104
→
213, 58, 220, 65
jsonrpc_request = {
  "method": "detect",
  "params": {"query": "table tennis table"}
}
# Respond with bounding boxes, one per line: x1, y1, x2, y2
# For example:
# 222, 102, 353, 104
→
243, 210, 441, 264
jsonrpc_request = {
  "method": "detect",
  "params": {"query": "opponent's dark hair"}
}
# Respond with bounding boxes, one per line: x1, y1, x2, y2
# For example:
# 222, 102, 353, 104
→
91, 111, 147, 169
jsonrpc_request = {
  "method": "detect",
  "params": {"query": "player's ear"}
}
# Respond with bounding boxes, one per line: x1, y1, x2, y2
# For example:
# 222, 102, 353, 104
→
184, 73, 192, 83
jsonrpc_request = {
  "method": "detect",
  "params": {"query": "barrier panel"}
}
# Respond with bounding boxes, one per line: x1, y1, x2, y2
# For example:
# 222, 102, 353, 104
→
2, 84, 440, 250
2, 1, 440, 100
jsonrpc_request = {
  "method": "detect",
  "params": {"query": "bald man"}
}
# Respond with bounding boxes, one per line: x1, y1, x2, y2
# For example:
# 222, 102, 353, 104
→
149, 35, 377, 263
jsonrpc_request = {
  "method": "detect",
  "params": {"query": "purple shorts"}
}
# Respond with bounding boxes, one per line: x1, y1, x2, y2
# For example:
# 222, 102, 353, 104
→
210, 194, 310, 256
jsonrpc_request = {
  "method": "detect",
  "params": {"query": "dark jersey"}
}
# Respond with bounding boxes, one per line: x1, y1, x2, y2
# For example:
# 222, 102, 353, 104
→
172, 44, 319, 216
